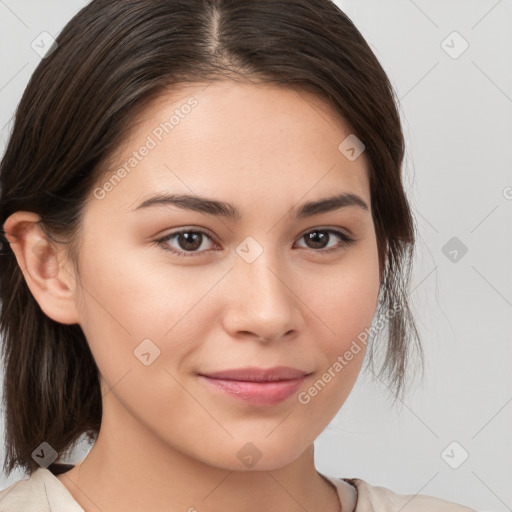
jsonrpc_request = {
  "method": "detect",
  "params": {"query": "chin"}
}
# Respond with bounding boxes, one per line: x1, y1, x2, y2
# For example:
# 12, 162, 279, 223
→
196, 435, 311, 473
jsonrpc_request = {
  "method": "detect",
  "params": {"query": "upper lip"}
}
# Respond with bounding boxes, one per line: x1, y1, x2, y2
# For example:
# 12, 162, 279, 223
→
200, 366, 310, 382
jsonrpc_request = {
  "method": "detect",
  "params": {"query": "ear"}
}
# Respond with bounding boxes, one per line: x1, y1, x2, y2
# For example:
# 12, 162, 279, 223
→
3, 211, 81, 325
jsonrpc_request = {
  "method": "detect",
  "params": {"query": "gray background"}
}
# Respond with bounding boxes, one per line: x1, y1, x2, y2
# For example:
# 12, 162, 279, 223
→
0, 1, 511, 511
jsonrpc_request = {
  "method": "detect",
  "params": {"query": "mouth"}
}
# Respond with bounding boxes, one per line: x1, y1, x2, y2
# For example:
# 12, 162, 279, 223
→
198, 366, 312, 406
200, 366, 310, 382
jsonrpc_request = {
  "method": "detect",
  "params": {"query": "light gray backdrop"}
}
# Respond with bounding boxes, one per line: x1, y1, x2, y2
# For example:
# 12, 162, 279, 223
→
0, 1, 511, 511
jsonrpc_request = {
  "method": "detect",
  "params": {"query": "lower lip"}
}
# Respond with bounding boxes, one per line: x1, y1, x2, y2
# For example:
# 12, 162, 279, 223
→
199, 375, 307, 406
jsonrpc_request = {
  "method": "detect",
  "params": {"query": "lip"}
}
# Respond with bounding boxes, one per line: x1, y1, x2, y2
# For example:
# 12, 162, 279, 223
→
201, 366, 309, 382
198, 366, 311, 406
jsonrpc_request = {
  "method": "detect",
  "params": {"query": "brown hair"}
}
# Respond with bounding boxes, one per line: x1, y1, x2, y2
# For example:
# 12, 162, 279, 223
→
0, 0, 423, 476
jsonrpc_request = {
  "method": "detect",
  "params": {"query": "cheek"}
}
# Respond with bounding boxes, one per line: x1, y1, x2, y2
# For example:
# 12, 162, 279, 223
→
304, 243, 381, 352
74, 237, 227, 390
296, 264, 380, 426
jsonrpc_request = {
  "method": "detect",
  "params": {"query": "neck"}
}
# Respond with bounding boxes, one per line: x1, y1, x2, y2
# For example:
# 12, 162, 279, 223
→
57, 396, 341, 512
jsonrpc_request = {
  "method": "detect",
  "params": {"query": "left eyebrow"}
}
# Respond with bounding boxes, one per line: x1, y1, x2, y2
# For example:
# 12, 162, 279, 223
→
131, 192, 369, 219
295, 193, 369, 218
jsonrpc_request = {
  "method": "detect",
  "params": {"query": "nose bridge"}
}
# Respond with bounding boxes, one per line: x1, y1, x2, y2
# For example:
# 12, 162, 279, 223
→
226, 235, 299, 338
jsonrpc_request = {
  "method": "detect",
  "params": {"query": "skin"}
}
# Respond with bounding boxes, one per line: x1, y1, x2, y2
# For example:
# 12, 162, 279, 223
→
4, 80, 381, 512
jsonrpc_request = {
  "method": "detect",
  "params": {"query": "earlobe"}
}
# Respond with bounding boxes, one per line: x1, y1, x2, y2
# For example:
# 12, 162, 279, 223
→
3, 211, 81, 325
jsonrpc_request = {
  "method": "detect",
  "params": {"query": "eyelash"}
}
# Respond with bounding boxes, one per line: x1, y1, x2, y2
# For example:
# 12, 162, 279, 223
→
154, 227, 356, 258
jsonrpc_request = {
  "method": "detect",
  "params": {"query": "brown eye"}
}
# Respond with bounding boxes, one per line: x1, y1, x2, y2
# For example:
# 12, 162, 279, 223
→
296, 229, 355, 253
175, 232, 203, 251
156, 229, 216, 257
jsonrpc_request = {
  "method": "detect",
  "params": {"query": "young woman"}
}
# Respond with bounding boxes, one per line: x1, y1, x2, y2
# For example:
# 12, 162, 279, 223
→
0, 1, 475, 511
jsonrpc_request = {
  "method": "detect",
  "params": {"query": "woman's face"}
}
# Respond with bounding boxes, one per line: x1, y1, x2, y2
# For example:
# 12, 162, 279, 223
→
68, 80, 381, 470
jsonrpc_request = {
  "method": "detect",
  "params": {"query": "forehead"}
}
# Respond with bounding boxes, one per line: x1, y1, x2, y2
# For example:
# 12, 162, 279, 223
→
93, 80, 371, 213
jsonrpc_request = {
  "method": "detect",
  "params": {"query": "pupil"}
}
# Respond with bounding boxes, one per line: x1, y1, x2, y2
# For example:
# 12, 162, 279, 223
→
307, 231, 327, 249
180, 232, 201, 250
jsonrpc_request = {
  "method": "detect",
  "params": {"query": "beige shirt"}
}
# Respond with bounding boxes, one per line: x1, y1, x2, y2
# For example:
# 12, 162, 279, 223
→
0, 467, 476, 512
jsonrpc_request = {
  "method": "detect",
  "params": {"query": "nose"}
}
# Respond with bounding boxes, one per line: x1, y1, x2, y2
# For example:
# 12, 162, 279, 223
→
221, 246, 303, 343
